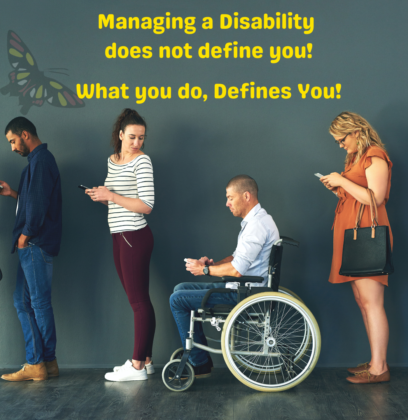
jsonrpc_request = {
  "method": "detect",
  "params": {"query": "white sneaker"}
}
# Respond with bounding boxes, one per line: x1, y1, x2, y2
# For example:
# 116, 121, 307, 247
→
145, 362, 155, 375
114, 360, 155, 375
105, 360, 148, 382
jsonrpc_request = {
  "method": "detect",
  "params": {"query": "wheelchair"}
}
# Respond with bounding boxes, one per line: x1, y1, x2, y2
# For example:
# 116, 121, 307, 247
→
162, 236, 321, 392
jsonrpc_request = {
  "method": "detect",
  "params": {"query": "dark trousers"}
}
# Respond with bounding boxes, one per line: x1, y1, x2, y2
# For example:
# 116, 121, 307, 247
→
112, 226, 155, 360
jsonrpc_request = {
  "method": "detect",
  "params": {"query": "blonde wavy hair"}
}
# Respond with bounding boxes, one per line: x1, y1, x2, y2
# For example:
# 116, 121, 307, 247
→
329, 111, 387, 166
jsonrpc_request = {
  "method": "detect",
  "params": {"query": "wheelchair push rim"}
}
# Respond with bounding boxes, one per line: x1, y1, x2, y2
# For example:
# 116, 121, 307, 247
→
277, 286, 304, 303
231, 287, 307, 374
221, 292, 321, 392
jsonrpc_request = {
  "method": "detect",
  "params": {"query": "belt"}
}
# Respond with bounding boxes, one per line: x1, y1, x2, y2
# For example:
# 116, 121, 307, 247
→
332, 187, 347, 230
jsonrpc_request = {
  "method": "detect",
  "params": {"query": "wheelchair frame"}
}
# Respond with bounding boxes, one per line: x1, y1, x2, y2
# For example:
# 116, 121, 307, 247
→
163, 236, 321, 392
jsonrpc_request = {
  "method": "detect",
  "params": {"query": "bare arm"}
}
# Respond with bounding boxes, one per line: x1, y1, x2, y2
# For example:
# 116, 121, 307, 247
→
214, 256, 233, 266
186, 256, 242, 278
206, 262, 241, 277
199, 255, 233, 266
320, 157, 389, 206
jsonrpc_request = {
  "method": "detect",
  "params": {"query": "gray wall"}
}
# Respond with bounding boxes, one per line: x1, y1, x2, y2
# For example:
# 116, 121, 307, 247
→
1, 0, 407, 368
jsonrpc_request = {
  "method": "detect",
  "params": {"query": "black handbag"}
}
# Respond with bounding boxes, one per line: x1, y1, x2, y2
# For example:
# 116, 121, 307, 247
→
339, 188, 394, 277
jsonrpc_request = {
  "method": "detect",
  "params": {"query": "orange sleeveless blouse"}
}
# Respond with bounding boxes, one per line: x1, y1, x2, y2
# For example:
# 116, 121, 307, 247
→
329, 146, 393, 286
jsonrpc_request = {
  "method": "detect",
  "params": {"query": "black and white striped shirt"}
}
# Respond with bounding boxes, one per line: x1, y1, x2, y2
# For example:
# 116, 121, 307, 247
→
104, 154, 154, 234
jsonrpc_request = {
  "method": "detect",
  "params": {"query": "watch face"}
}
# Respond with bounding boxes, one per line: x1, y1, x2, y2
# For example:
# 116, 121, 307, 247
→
203, 266, 209, 275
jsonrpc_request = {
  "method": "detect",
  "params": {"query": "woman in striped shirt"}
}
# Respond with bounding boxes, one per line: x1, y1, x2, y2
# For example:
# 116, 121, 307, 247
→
86, 108, 156, 382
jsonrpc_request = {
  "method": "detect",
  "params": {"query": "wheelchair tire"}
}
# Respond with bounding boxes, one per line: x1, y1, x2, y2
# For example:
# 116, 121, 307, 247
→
278, 286, 304, 303
162, 359, 195, 392
231, 291, 308, 374
170, 347, 184, 361
221, 292, 321, 392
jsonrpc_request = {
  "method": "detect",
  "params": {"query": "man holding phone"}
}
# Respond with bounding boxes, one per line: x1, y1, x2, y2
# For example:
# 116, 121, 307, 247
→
0, 117, 62, 381
170, 175, 279, 378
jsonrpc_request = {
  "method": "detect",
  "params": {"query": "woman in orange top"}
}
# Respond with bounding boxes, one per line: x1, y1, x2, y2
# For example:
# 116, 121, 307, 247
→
321, 112, 392, 384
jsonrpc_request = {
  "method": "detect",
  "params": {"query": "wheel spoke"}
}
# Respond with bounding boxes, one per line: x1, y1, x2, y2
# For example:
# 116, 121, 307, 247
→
223, 294, 319, 390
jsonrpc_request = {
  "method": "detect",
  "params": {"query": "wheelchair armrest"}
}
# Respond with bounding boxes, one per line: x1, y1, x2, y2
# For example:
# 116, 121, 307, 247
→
221, 276, 264, 286
200, 288, 236, 313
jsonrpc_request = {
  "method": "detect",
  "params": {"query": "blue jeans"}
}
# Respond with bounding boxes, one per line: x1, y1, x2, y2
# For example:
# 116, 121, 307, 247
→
14, 244, 57, 365
170, 282, 237, 367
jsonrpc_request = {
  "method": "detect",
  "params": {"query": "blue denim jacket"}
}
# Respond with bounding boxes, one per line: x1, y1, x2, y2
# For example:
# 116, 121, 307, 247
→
11, 144, 62, 256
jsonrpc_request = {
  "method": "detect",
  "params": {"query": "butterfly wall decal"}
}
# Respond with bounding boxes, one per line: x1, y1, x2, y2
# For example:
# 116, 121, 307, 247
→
1, 30, 84, 115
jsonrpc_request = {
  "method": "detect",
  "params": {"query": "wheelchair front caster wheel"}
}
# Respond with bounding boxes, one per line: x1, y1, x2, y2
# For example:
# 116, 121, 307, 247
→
170, 347, 184, 361
162, 359, 195, 392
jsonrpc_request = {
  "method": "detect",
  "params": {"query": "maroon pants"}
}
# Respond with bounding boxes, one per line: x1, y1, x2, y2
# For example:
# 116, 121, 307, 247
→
112, 226, 156, 360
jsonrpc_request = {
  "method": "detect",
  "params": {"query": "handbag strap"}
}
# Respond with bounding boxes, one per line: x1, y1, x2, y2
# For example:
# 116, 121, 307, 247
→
354, 188, 379, 239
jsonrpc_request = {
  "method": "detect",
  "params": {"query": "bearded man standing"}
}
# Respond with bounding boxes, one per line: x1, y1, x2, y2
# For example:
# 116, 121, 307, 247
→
0, 117, 62, 381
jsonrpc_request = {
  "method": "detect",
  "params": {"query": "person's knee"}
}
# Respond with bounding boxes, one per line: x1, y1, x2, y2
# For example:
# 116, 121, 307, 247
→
360, 297, 383, 312
169, 292, 178, 310
31, 295, 52, 311
173, 283, 186, 293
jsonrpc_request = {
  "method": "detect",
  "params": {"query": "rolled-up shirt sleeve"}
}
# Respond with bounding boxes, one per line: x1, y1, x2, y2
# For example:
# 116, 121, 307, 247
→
231, 223, 268, 275
22, 160, 54, 237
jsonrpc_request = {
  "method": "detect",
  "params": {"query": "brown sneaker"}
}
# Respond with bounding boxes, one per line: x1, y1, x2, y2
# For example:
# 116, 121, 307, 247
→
1, 362, 48, 382
45, 359, 59, 377
346, 369, 390, 384
347, 362, 370, 374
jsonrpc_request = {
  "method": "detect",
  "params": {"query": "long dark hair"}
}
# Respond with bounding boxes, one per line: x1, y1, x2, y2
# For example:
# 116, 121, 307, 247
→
111, 108, 147, 159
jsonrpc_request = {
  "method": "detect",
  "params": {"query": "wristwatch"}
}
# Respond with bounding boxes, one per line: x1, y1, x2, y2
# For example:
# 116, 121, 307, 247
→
203, 266, 210, 276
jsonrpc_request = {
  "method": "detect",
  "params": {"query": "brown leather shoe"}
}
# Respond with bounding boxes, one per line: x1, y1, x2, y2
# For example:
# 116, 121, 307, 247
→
346, 369, 390, 384
348, 363, 390, 375
347, 362, 370, 374
1, 362, 48, 382
45, 359, 59, 377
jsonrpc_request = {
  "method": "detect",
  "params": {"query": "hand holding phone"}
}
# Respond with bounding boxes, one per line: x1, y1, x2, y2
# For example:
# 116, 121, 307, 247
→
317, 174, 338, 196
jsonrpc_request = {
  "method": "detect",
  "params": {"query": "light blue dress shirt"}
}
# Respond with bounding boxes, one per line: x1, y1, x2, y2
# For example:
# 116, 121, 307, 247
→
228, 203, 279, 288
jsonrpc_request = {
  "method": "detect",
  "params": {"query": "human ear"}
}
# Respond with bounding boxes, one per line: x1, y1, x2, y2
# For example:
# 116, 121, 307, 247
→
119, 130, 124, 141
21, 131, 29, 141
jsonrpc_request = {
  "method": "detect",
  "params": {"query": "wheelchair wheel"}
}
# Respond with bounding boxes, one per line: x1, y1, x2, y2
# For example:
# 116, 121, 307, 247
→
221, 292, 320, 392
170, 347, 184, 361
162, 359, 195, 392
278, 286, 304, 303
232, 291, 310, 374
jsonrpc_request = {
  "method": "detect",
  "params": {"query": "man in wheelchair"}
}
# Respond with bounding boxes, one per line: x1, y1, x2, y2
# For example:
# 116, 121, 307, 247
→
170, 175, 279, 378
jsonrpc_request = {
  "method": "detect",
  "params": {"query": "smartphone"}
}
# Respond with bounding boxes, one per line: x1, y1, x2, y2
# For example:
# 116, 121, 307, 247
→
314, 173, 323, 179
0, 185, 3, 189
78, 185, 90, 190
